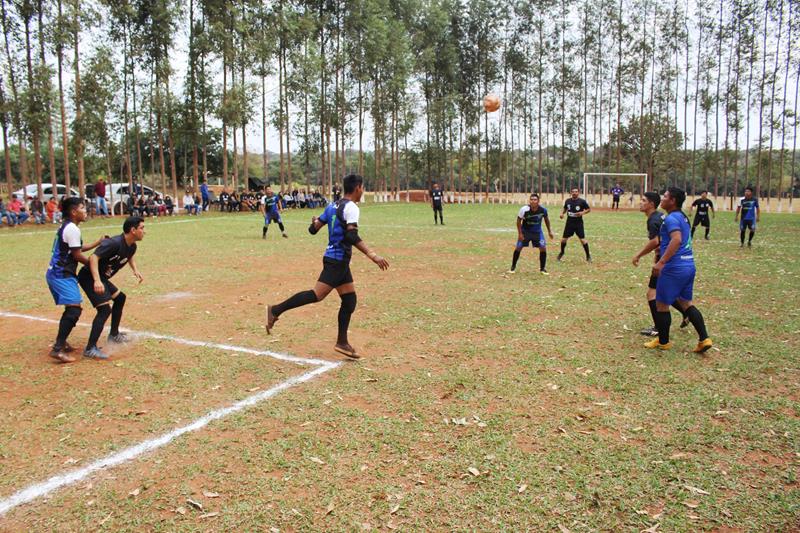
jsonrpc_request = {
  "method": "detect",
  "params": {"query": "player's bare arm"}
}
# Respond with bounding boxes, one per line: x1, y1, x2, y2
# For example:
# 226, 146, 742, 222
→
544, 216, 554, 239
128, 256, 144, 284
632, 237, 659, 266
89, 254, 105, 295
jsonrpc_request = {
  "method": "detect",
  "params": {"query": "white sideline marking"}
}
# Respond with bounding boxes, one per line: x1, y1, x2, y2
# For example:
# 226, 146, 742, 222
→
0, 361, 340, 517
0, 311, 327, 366
0, 217, 200, 238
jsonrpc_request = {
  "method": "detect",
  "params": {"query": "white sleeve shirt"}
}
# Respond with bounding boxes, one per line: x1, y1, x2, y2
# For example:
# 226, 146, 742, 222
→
62, 222, 82, 248
517, 205, 530, 219
343, 201, 360, 225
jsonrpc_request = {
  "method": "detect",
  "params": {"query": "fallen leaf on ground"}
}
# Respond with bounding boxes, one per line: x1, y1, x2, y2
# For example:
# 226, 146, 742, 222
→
309, 456, 325, 465
202, 491, 220, 498
128, 488, 140, 497
186, 498, 204, 511
682, 500, 699, 509
199, 512, 219, 519
247, 387, 260, 392
325, 502, 335, 515
557, 525, 571, 533
174, 507, 186, 515
518, 484, 527, 493
468, 467, 480, 477
390, 504, 400, 514
684, 485, 709, 495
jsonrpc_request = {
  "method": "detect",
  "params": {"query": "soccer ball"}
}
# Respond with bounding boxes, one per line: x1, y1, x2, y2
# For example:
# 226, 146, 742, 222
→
483, 94, 501, 113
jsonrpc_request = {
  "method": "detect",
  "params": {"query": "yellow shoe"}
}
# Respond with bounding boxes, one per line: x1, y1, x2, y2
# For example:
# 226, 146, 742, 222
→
644, 338, 672, 350
693, 338, 713, 353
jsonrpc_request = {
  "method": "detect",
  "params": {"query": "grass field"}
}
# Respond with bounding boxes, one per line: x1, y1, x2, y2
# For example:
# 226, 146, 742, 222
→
0, 202, 798, 532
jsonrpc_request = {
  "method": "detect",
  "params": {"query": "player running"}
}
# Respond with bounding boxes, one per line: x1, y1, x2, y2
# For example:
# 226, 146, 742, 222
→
644, 187, 712, 353
45, 197, 105, 363
735, 186, 759, 247
260, 186, 288, 239
431, 182, 444, 225
558, 187, 592, 262
611, 183, 624, 210
266, 174, 389, 359
77, 216, 146, 360
689, 191, 715, 240
508, 193, 553, 274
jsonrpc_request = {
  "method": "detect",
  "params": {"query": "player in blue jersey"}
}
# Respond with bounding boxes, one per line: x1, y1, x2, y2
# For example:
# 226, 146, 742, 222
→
265, 174, 389, 359
508, 193, 553, 274
45, 197, 105, 363
644, 187, 712, 353
260, 186, 288, 239
611, 183, 624, 210
734, 186, 759, 247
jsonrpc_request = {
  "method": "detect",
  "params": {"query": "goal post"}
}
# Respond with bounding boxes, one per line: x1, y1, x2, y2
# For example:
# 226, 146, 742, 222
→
582, 172, 649, 208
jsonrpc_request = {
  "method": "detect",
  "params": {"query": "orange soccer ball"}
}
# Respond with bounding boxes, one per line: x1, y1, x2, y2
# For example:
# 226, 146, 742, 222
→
483, 94, 501, 112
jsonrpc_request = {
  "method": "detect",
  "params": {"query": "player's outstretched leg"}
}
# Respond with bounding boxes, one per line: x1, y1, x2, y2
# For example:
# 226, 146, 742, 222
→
558, 240, 566, 261
108, 292, 129, 343
334, 292, 359, 359
84, 303, 111, 360
266, 289, 319, 334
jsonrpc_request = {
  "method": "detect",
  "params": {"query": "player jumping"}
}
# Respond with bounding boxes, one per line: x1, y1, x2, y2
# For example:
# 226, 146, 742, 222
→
735, 186, 759, 248
689, 191, 715, 240
508, 193, 553, 274
260, 186, 288, 239
558, 187, 591, 262
266, 174, 389, 359
644, 187, 712, 353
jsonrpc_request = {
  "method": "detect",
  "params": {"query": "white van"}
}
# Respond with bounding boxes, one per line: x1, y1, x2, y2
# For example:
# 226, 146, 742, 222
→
13, 183, 80, 200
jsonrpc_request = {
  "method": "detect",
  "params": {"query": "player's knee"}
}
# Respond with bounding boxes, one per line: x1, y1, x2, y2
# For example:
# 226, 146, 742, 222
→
113, 292, 126, 306
96, 304, 112, 320
340, 292, 357, 314
64, 305, 82, 324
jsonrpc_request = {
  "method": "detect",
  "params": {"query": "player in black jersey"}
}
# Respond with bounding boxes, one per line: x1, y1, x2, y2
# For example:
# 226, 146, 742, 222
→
558, 187, 592, 262
77, 216, 146, 360
431, 182, 444, 225
689, 191, 715, 240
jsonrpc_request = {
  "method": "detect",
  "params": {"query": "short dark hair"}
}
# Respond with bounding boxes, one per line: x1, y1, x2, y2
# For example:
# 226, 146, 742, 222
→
123, 216, 144, 233
643, 192, 660, 208
666, 186, 686, 208
699, 190, 708, 194
61, 196, 84, 218
570, 186, 579, 192
744, 185, 754, 193
343, 174, 364, 194
530, 193, 540, 200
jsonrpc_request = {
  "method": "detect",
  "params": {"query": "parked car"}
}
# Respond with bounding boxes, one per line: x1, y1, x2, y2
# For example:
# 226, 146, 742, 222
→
103, 183, 166, 215
13, 183, 80, 200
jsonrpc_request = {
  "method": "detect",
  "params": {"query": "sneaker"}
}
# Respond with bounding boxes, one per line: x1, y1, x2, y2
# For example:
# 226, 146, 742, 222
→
747, 241, 752, 247
693, 338, 713, 353
334, 343, 360, 360
265, 305, 278, 334
704, 236, 709, 240
282, 233, 288, 239
441, 222, 445, 226
49, 346, 76, 363
557, 253, 564, 262
262, 233, 266, 240
639, 327, 659, 337
506, 269, 516, 274
83, 346, 110, 360
63, 342, 76, 353
679, 317, 690, 329
107, 332, 130, 344
540, 269, 549, 275
586, 256, 592, 263
644, 338, 672, 350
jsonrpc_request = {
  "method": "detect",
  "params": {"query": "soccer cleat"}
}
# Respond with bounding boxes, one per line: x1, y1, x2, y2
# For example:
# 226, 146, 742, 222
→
506, 269, 516, 274
49, 346, 76, 363
265, 305, 277, 334
679, 316, 690, 329
83, 346, 110, 360
693, 338, 713, 353
107, 332, 130, 344
262, 233, 266, 240
540, 269, 549, 275
63, 342, 76, 353
644, 338, 672, 350
334, 343, 360, 360
282, 232, 288, 239
441, 222, 445, 225
557, 253, 564, 262
639, 327, 659, 337
586, 256, 592, 263
747, 241, 752, 247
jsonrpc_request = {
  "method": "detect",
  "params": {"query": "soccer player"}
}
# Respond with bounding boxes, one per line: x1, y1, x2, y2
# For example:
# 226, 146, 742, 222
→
45, 197, 105, 363
558, 187, 592, 262
508, 193, 553, 274
689, 191, 715, 240
260, 186, 288, 239
431, 182, 444, 225
735, 186, 759, 247
266, 174, 389, 359
77, 216, 146, 360
632, 192, 689, 337
644, 187, 712, 352
611, 183, 624, 210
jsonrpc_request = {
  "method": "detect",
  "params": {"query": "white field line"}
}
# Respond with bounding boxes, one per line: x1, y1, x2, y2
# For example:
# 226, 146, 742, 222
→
0, 310, 328, 367
0, 360, 340, 517
0, 217, 200, 238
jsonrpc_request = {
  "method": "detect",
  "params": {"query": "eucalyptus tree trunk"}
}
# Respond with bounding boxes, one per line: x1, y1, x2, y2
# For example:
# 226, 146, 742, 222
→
2, 0, 30, 196
22, 8, 43, 199
73, 0, 85, 198
765, 0, 783, 203
37, 0, 57, 198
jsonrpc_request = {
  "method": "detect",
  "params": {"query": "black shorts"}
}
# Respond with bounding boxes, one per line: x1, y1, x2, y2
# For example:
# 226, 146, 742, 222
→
693, 215, 710, 227
648, 273, 659, 289
78, 269, 118, 308
433, 203, 443, 212
562, 220, 585, 239
317, 257, 353, 288
612, 195, 620, 205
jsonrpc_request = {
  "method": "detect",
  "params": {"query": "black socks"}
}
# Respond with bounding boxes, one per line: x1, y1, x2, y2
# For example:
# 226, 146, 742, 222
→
560, 241, 566, 254
511, 249, 521, 271
648, 299, 658, 329
87, 305, 112, 349
278, 222, 285, 232
263, 226, 268, 237
582, 242, 591, 260
749, 231, 755, 243
110, 293, 126, 336
685, 305, 709, 341
539, 250, 547, 271
273, 290, 318, 317
655, 311, 671, 345
56, 306, 82, 347
337, 293, 357, 344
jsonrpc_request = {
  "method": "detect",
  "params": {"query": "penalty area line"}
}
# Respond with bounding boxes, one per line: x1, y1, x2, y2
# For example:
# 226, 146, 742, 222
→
0, 310, 328, 367
0, 360, 341, 517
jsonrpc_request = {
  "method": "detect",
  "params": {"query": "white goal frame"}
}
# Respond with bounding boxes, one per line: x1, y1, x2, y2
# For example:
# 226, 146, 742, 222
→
582, 172, 649, 196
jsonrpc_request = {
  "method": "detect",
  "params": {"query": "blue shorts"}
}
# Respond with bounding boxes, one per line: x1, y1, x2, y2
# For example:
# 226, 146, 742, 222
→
517, 231, 546, 249
740, 219, 756, 231
265, 211, 282, 225
46, 271, 82, 306
655, 266, 695, 305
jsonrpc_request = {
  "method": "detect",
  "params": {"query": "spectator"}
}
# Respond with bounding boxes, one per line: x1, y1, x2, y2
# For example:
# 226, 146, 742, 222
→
291, 188, 299, 207
283, 191, 293, 209
164, 195, 175, 215
45, 196, 61, 223
229, 191, 240, 212
0, 197, 16, 226
30, 196, 46, 224
154, 194, 167, 216
183, 191, 199, 215
200, 178, 210, 212
8, 195, 29, 224
127, 194, 140, 216
298, 189, 306, 208
94, 178, 109, 217
332, 185, 342, 202
136, 195, 149, 217
146, 195, 157, 218
219, 188, 230, 211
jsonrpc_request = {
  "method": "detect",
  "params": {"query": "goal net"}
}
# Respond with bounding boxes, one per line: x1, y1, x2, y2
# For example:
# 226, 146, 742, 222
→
582, 173, 649, 208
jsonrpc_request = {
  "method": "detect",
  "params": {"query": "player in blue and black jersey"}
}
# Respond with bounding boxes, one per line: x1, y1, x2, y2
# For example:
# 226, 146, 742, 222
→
266, 174, 389, 359
611, 183, 624, 210
558, 187, 592, 262
431, 182, 445, 225
45, 197, 105, 363
689, 191, 715, 240
735, 186, 759, 247
508, 193, 553, 274
260, 186, 288, 239
644, 187, 712, 353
